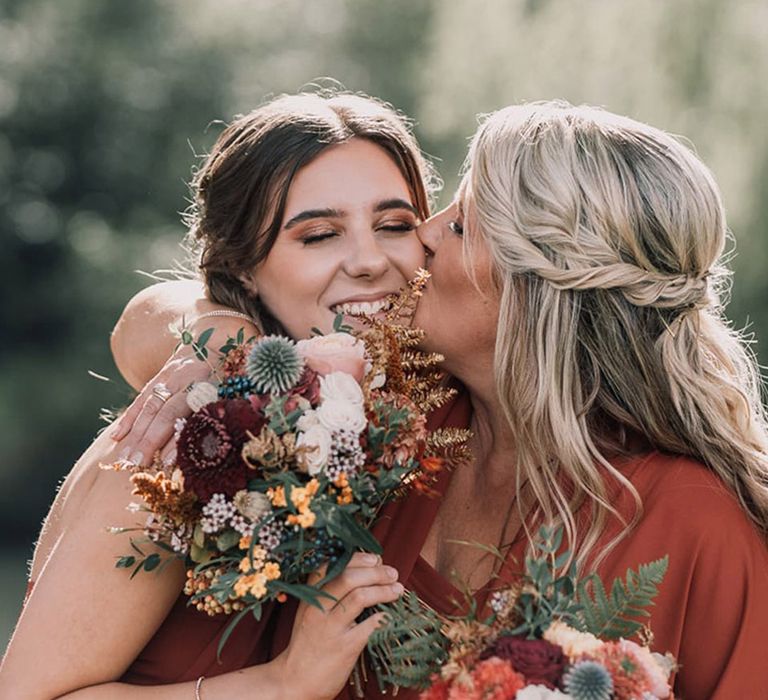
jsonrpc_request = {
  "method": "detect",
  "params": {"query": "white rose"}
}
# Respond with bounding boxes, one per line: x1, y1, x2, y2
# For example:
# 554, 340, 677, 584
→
320, 371, 364, 405
186, 382, 219, 412
516, 686, 573, 700
296, 424, 333, 475
296, 409, 320, 432
317, 398, 367, 434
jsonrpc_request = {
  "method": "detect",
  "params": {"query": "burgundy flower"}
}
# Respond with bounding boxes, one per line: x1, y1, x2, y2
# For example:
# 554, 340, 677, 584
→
481, 635, 566, 689
290, 366, 321, 406
178, 399, 265, 503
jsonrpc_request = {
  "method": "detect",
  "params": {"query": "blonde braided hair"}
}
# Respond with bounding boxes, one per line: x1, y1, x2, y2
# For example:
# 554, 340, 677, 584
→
465, 101, 768, 569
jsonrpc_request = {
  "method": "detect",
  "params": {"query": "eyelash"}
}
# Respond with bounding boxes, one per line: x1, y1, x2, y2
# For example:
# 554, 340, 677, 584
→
301, 232, 337, 245
449, 221, 464, 236
300, 221, 415, 245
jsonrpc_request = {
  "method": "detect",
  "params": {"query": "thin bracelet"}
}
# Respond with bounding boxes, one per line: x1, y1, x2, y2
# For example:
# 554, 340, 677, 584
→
194, 309, 256, 324
194, 675, 205, 700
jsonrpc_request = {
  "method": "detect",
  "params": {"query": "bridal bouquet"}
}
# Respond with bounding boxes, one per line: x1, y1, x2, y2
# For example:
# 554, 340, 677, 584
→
421, 528, 675, 700
109, 272, 468, 688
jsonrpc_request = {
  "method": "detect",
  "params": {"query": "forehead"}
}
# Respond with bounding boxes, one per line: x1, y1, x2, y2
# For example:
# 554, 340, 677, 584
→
283, 139, 412, 217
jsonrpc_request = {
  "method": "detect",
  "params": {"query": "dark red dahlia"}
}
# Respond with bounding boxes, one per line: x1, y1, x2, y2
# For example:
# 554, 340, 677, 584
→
481, 635, 566, 689
290, 366, 321, 406
177, 399, 265, 502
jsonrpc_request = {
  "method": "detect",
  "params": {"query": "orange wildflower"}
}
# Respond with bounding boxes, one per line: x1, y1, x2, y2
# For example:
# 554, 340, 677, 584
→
267, 485, 287, 507
263, 562, 281, 580
337, 486, 354, 505
287, 510, 316, 528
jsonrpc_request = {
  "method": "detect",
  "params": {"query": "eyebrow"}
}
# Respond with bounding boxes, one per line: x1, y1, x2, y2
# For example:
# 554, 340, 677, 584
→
374, 198, 419, 217
283, 208, 343, 230
283, 198, 419, 230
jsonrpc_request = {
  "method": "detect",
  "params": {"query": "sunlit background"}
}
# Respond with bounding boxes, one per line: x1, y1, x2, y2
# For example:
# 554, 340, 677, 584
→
2, 0, 767, 647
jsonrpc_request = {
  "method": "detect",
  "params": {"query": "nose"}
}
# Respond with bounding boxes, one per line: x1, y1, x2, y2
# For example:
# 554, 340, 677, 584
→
343, 229, 389, 279
416, 215, 444, 256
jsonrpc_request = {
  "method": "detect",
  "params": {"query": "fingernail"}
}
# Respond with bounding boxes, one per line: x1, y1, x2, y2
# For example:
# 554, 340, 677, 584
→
391, 583, 404, 595
118, 447, 131, 461
384, 566, 398, 580
362, 554, 379, 565
109, 423, 123, 440
129, 451, 144, 465
163, 450, 177, 466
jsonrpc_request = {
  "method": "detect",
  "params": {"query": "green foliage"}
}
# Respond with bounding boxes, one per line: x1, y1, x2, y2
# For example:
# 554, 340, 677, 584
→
574, 557, 669, 639
332, 313, 354, 334
508, 527, 668, 642
114, 541, 170, 579
509, 526, 582, 638
367, 590, 449, 691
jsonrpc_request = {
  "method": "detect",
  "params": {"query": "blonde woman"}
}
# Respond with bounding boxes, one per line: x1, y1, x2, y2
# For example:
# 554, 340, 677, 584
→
414, 101, 768, 698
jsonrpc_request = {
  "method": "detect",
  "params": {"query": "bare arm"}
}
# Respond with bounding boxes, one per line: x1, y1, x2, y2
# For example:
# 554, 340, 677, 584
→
111, 279, 252, 392
109, 280, 261, 464
2, 429, 400, 699
0, 430, 283, 699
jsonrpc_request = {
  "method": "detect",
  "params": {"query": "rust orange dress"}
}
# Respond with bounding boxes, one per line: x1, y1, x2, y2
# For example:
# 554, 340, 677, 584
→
119, 389, 768, 700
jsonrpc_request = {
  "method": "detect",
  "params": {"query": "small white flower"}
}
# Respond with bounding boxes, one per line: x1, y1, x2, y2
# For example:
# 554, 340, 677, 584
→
319, 371, 364, 405
186, 382, 219, 412
317, 398, 367, 434
296, 424, 333, 475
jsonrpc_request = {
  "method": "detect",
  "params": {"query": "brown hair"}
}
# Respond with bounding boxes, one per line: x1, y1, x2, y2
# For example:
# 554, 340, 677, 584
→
185, 92, 437, 334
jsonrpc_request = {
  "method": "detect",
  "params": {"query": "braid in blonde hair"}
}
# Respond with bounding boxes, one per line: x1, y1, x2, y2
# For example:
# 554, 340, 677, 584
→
466, 101, 768, 569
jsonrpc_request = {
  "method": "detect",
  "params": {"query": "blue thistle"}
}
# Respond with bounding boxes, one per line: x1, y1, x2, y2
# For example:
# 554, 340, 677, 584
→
246, 336, 304, 394
563, 660, 613, 700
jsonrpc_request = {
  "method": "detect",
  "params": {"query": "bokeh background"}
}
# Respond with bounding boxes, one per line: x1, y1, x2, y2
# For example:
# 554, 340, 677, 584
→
2, 0, 767, 647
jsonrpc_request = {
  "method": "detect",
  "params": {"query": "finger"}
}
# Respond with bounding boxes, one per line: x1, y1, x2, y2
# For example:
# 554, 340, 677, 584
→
322, 564, 398, 603
118, 390, 169, 465
346, 552, 381, 569
345, 611, 388, 650
110, 391, 145, 441
332, 583, 404, 629
138, 392, 190, 464
159, 439, 177, 467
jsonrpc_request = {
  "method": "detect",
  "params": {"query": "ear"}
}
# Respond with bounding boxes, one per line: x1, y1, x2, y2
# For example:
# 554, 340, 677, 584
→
239, 271, 258, 296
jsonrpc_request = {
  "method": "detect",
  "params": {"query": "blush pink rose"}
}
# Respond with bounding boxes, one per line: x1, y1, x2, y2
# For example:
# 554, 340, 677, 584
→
296, 333, 367, 383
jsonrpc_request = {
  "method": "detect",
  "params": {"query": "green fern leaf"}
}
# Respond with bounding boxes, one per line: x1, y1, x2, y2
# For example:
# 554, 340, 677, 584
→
576, 556, 668, 639
366, 590, 449, 690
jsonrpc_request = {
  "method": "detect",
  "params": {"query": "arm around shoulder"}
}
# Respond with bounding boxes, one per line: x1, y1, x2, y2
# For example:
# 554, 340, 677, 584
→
0, 429, 291, 700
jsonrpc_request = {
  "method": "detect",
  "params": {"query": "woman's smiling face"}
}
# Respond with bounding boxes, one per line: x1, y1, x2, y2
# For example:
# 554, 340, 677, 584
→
242, 138, 426, 340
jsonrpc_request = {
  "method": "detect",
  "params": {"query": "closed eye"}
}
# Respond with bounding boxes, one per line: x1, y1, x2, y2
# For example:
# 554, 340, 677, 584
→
379, 222, 416, 233
301, 232, 338, 245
